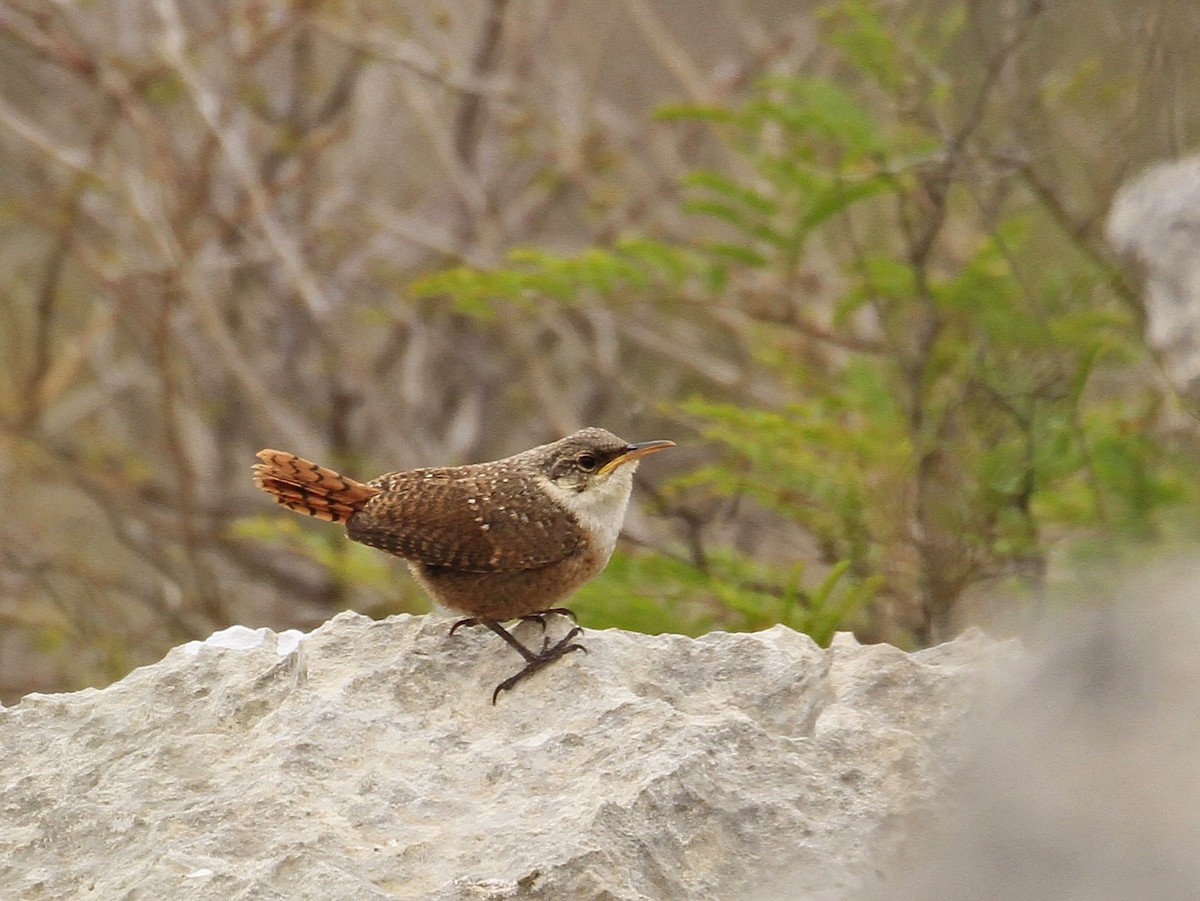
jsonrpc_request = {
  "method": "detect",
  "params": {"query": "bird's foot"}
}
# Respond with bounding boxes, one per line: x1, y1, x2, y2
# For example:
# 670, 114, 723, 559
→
492, 627, 587, 704
449, 617, 587, 702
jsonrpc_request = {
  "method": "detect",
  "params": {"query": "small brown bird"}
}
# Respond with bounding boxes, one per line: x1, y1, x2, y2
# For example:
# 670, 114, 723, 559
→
252, 428, 674, 701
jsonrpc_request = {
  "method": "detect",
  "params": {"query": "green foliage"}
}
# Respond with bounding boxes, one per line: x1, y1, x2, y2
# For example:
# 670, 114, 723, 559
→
663, 74, 897, 274
676, 363, 910, 577
410, 240, 720, 315
406, 0, 1200, 644
661, 4, 1196, 640
571, 550, 878, 646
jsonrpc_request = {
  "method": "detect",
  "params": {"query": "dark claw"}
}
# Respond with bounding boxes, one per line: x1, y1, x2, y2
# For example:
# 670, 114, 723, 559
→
518, 613, 550, 632
538, 624, 584, 654
449, 617, 480, 636
515, 608, 577, 632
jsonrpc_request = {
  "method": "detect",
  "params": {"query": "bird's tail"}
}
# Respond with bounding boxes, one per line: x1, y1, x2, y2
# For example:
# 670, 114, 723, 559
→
252, 450, 381, 524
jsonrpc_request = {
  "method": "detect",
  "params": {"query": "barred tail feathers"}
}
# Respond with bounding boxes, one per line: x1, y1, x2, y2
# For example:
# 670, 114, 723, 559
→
252, 450, 381, 524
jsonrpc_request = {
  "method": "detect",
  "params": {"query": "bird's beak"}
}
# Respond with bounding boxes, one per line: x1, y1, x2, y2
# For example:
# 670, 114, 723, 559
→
598, 439, 676, 475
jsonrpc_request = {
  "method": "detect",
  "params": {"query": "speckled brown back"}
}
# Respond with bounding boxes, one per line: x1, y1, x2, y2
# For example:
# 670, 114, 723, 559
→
346, 461, 584, 572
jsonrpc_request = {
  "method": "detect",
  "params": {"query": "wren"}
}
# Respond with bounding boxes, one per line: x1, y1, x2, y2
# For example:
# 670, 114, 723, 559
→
252, 428, 674, 701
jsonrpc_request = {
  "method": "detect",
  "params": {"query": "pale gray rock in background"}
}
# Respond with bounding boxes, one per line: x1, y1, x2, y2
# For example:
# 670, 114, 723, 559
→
1108, 155, 1200, 407
864, 563, 1200, 901
0, 615, 1019, 900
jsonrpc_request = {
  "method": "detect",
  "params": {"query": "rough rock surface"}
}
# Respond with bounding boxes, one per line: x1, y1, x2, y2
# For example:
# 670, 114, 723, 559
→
0, 614, 1019, 900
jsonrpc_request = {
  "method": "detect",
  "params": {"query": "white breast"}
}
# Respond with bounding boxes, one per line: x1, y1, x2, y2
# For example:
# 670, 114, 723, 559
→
535, 464, 638, 559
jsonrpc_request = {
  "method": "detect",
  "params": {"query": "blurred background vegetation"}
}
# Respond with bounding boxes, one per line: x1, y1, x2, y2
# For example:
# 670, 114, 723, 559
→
2, 0, 1199, 701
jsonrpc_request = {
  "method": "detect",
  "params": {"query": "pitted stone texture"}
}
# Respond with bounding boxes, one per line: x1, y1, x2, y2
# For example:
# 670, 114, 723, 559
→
0, 614, 1019, 900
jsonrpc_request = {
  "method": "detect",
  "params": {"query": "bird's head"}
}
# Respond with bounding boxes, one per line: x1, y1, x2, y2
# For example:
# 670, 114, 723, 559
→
524, 427, 675, 550
539, 428, 674, 494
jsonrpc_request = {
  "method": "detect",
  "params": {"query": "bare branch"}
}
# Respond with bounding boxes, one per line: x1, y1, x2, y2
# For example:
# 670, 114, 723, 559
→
153, 0, 332, 321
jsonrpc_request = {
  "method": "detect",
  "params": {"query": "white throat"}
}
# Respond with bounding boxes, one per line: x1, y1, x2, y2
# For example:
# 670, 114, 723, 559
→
536, 464, 638, 558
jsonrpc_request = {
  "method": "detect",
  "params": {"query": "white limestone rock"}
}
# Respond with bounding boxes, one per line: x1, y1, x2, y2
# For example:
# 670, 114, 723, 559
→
0, 614, 1019, 900
1108, 155, 1200, 407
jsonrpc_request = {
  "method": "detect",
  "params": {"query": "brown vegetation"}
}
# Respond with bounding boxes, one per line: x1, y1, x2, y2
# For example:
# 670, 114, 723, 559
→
1, 0, 1197, 699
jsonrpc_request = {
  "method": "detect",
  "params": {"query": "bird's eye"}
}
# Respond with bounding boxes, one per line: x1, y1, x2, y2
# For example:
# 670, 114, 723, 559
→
576, 453, 598, 472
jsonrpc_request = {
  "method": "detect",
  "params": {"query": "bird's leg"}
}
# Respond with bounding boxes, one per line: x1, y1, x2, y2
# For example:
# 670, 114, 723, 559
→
449, 618, 586, 702
450, 607, 577, 637
449, 616, 548, 647
479, 619, 540, 662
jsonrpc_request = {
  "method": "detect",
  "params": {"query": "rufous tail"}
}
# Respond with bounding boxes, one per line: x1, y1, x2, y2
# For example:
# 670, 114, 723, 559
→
252, 450, 381, 524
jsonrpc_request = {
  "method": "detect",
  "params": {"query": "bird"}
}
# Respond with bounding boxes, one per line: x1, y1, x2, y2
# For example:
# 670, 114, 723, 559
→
251, 428, 675, 701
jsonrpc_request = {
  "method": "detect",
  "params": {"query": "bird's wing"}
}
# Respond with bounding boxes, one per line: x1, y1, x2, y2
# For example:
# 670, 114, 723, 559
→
344, 468, 582, 572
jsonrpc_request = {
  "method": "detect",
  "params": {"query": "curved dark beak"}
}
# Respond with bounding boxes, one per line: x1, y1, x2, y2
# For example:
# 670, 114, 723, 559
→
598, 439, 676, 475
